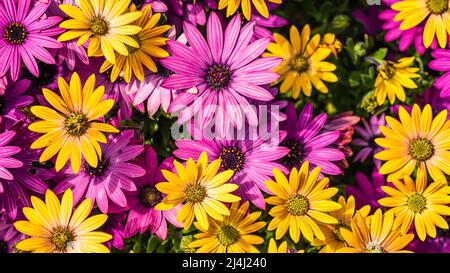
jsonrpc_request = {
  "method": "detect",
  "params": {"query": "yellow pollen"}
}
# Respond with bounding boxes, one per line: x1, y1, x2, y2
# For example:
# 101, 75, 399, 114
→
407, 194, 427, 213
89, 17, 109, 35
217, 225, 240, 247
64, 113, 89, 136
409, 138, 434, 161
51, 227, 75, 252
290, 55, 309, 73
184, 184, 207, 203
286, 194, 310, 216
427, 0, 449, 14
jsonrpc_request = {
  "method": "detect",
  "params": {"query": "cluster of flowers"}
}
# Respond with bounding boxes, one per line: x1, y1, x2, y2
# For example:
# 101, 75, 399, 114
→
0, 0, 450, 253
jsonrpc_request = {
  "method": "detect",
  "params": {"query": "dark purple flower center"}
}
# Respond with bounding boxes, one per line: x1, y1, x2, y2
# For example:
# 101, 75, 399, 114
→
84, 159, 109, 177
219, 147, 245, 172
0, 240, 7, 253
0, 98, 4, 114
157, 63, 173, 79
27, 63, 60, 88
3, 22, 27, 45
206, 64, 232, 90
139, 186, 163, 208
281, 139, 304, 168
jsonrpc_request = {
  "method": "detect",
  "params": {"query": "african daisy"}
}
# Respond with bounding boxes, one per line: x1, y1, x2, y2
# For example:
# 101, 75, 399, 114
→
218, 0, 282, 20
28, 73, 119, 174
155, 151, 241, 230
14, 189, 112, 253
375, 104, 450, 182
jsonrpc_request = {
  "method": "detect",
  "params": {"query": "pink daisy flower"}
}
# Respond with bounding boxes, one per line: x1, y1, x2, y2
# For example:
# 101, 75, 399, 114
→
124, 145, 182, 240
54, 130, 146, 213
161, 12, 280, 135
0, 0, 62, 81
0, 77, 33, 130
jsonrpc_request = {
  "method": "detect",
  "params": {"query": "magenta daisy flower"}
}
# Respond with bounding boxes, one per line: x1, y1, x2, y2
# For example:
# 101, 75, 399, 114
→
142, 0, 168, 12
165, 0, 217, 29
0, 221, 24, 253
407, 234, 450, 253
103, 212, 126, 251
161, 12, 280, 134
0, 77, 6, 95
0, 77, 33, 130
430, 49, 450, 97
417, 87, 450, 116
22, 62, 64, 96
346, 168, 387, 212
280, 103, 345, 176
379, 0, 437, 55
352, 114, 386, 169
0, 131, 22, 181
0, 0, 62, 81
252, 2, 288, 41
46, 0, 88, 71
124, 146, 182, 240
173, 135, 289, 209
54, 130, 146, 213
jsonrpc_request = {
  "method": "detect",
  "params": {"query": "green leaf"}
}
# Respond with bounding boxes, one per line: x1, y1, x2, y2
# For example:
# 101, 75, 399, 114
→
146, 236, 160, 253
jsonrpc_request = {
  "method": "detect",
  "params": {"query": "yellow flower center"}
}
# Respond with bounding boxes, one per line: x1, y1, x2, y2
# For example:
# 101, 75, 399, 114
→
286, 194, 310, 216
184, 184, 207, 203
217, 225, 240, 247
427, 0, 449, 14
409, 138, 435, 161
140, 186, 163, 208
89, 17, 109, 36
219, 147, 245, 172
379, 62, 396, 80
64, 112, 89, 136
407, 194, 427, 213
126, 34, 141, 55
361, 91, 379, 114
290, 55, 309, 73
332, 224, 350, 243
364, 242, 385, 253
3, 22, 27, 45
51, 227, 75, 252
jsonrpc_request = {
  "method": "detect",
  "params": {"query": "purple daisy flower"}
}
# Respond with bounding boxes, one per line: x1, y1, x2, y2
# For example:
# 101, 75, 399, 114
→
0, 131, 22, 181
46, 0, 89, 71
142, 0, 168, 12
430, 49, 450, 98
161, 12, 280, 135
104, 212, 126, 251
346, 168, 387, 212
352, 6, 382, 37
124, 145, 182, 240
416, 87, 450, 117
407, 231, 450, 253
0, 122, 50, 220
54, 130, 146, 213
279, 103, 345, 176
352, 113, 386, 169
0, 220, 23, 253
379, 0, 437, 55
0, 0, 62, 81
0, 77, 33, 130
22, 61, 64, 96
173, 135, 289, 209
252, 3, 288, 41
164, 0, 217, 31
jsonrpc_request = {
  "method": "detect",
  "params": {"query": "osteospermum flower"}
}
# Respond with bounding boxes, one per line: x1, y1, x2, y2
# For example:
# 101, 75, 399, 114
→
155, 152, 241, 230
14, 189, 112, 253
173, 135, 289, 209
265, 162, 341, 243
100, 5, 171, 83
337, 209, 415, 253
346, 168, 388, 211
218, 0, 282, 20
161, 12, 280, 132
312, 196, 370, 253
0, 221, 24, 253
280, 103, 345, 176
124, 146, 182, 239
0, 0, 62, 81
265, 25, 338, 98
54, 130, 145, 213
267, 238, 288, 253
0, 131, 22, 181
0, 77, 33, 130
390, 0, 450, 48
430, 49, 450, 97
375, 104, 450, 182
189, 201, 266, 253
374, 57, 420, 105
353, 113, 386, 168
58, 0, 143, 64
378, 169, 450, 241
28, 73, 119, 174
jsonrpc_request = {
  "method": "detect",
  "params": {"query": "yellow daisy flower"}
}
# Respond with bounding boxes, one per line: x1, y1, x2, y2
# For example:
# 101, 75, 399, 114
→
378, 169, 450, 241
375, 104, 450, 182
337, 209, 415, 253
14, 189, 111, 253
319, 33, 343, 58
392, 0, 450, 48
265, 25, 338, 98
265, 162, 341, 243
189, 201, 266, 253
218, 0, 282, 20
155, 151, 241, 230
374, 57, 420, 105
100, 5, 171, 83
311, 196, 371, 253
28, 73, 119, 174
58, 0, 143, 64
